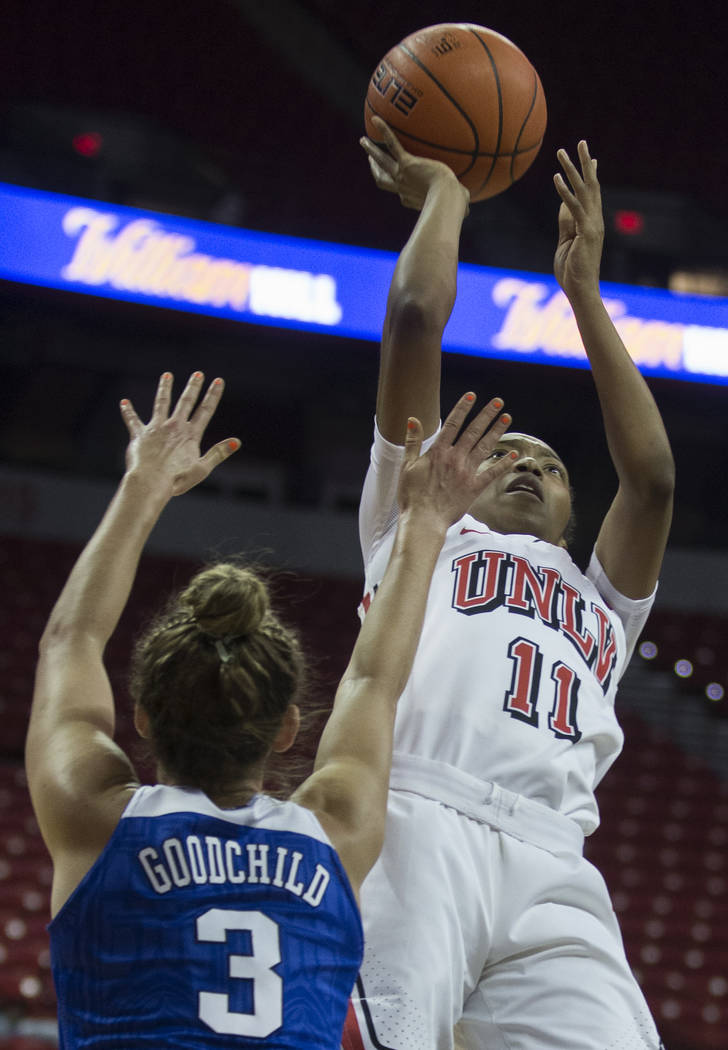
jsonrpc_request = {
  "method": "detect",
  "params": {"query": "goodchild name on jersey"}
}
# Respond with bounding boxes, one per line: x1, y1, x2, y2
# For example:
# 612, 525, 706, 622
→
138, 836, 331, 907
362, 548, 619, 694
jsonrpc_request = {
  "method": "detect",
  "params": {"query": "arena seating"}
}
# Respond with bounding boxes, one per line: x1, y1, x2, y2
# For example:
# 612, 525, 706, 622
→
1, 534, 726, 1049
635, 609, 728, 714
584, 714, 728, 1049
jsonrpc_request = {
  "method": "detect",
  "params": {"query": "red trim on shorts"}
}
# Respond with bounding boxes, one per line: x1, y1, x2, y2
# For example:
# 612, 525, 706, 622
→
341, 999, 365, 1050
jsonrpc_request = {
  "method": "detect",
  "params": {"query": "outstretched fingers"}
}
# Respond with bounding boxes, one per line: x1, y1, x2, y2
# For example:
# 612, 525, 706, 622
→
189, 376, 225, 434
198, 437, 241, 477
554, 150, 583, 217
469, 410, 512, 462
438, 393, 503, 449
443, 393, 518, 487
123, 371, 175, 435
575, 139, 598, 187
555, 140, 599, 211
458, 401, 512, 459
171, 436, 241, 496
119, 397, 143, 438
170, 371, 206, 423
473, 444, 518, 497
437, 391, 515, 480
150, 371, 174, 423
400, 415, 427, 480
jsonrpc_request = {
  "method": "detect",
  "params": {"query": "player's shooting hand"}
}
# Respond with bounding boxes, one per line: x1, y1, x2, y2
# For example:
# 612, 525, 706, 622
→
553, 140, 604, 302
360, 115, 469, 212
120, 372, 240, 498
398, 392, 516, 529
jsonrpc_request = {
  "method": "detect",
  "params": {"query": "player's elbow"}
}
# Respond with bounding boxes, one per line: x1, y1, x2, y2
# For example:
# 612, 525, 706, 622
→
643, 449, 675, 506
38, 618, 102, 660
627, 451, 675, 511
386, 284, 454, 341
39, 618, 73, 655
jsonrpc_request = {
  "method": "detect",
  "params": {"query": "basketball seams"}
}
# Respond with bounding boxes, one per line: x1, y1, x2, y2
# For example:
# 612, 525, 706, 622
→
466, 28, 503, 195
364, 22, 546, 201
509, 69, 543, 183
365, 98, 538, 160
398, 43, 479, 178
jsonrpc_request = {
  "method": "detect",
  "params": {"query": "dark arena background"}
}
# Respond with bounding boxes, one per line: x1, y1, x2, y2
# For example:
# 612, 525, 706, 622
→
1, 3, 727, 1047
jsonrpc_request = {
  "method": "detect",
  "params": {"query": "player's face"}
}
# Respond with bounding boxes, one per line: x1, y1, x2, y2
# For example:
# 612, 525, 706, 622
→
469, 434, 572, 545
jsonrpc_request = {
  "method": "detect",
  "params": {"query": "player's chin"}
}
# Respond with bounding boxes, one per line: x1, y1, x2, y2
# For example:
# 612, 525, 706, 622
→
501, 506, 551, 538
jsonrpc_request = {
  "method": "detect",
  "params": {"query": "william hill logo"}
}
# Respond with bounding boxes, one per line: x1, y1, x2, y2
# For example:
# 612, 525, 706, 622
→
60, 206, 342, 326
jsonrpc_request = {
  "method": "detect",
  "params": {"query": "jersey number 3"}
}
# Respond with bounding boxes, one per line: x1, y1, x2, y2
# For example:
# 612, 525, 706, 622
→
196, 908, 282, 1037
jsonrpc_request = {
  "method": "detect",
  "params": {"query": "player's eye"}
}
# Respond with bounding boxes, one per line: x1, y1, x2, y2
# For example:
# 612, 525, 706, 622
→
546, 463, 564, 477
489, 449, 508, 460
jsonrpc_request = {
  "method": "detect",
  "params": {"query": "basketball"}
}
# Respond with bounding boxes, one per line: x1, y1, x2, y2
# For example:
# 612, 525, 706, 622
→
364, 23, 547, 202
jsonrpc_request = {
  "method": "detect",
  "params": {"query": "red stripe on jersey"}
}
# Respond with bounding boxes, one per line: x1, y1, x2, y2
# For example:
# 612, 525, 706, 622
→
341, 999, 366, 1050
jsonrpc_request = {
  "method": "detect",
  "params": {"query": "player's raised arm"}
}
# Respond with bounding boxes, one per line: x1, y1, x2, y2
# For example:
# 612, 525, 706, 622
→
26, 372, 239, 912
360, 116, 470, 443
292, 394, 516, 894
554, 142, 674, 598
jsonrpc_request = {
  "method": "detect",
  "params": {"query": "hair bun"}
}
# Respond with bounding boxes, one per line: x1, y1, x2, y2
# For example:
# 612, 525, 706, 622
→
181, 563, 270, 639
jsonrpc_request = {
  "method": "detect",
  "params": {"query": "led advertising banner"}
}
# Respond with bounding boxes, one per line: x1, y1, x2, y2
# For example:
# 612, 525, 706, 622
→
1, 181, 728, 384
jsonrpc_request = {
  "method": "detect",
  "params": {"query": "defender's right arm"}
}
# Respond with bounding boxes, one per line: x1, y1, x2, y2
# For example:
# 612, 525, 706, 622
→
292, 394, 516, 896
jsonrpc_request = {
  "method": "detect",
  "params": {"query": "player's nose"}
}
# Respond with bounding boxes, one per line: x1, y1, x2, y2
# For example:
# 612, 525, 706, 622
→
515, 457, 542, 477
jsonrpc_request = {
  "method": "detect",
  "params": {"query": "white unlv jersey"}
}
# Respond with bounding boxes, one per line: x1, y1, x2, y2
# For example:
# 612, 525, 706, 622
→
360, 424, 656, 835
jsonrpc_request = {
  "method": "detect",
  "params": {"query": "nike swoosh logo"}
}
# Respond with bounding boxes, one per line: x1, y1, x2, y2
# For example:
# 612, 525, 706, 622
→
460, 527, 488, 535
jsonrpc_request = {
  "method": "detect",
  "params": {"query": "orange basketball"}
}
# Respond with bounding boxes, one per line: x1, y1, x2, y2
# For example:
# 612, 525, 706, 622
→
365, 23, 547, 202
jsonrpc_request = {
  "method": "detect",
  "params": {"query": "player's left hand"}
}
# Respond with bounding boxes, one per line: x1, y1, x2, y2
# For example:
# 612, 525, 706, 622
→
553, 140, 604, 301
398, 392, 516, 529
120, 371, 240, 498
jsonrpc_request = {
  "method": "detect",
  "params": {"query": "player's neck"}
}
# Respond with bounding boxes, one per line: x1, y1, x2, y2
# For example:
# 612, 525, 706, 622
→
471, 514, 565, 547
158, 768, 263, 809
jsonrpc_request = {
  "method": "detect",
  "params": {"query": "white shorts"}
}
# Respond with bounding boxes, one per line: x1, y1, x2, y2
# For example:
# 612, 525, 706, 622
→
343, 756, 663, 1050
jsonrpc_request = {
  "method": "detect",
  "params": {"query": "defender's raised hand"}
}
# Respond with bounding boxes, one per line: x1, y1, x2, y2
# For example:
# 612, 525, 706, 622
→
398, 392, 515, 529
553, 140, 604, 301
360, 115, 469, 212
120, 371, 240, 498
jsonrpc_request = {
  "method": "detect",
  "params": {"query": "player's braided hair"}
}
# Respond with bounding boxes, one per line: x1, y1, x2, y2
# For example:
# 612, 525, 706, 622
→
129, 562, 305, 794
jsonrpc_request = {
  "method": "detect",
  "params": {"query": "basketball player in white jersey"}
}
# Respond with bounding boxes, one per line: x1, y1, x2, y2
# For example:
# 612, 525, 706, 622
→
26, 370, 517, 1049
341, 119, 673, 1050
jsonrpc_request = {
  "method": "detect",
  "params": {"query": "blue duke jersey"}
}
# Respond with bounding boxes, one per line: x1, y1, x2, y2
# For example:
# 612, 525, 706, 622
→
360, 424, 656, 836
49, 785, 363, 1050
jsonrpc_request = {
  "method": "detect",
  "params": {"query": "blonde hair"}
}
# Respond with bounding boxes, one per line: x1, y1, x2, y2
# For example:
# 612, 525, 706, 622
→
129, 563, 305, 794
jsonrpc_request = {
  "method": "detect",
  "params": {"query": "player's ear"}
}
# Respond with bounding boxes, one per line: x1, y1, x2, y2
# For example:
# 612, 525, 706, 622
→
134, 703, 151, 739
271, 704, 300, 754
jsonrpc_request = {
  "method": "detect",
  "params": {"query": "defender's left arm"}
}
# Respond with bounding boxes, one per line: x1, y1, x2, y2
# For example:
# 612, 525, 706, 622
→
554, 142, 674, 598
27, 373, 239, 877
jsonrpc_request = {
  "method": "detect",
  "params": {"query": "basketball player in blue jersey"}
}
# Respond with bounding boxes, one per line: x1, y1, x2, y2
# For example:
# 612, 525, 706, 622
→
26, 369, 517, 1049
342, 119, 673, 1050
